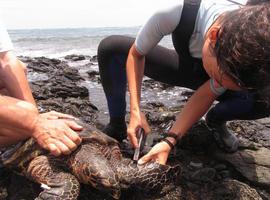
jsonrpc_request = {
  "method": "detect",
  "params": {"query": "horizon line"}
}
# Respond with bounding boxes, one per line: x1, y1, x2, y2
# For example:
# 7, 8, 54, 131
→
7, 25, 142, 31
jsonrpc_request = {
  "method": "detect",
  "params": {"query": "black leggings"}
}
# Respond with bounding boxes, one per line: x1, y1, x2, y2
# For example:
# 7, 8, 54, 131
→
98, 35, 270, 122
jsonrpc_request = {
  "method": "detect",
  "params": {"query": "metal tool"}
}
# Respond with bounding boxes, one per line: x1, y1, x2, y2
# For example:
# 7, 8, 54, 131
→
133, 128, 147, 161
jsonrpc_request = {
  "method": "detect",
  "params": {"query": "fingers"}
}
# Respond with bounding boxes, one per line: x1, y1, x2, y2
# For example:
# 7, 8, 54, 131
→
50, 111, 75, 119
55, 121, 82, 152
47, 143, 61, 156
34, 119, 82, 156
52, 139, 72, 155
65, 120, 83, 131
140, 113, 151, 134
138, 142, 170, 165
63, 127, 82, 146
157, 153, 168, 165
43, 111, 75, 120
127, 128, 139, 148
138, 151, 154, 165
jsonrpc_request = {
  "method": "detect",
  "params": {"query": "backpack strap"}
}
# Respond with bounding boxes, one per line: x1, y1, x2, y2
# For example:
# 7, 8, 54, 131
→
172, 0, 202, 63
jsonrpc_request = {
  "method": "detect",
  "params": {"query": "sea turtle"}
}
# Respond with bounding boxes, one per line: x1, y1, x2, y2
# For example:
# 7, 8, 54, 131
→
0, 122, 181, 200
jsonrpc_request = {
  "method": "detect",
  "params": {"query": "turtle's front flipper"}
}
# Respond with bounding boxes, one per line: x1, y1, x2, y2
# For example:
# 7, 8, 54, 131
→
26, 155, 80, 200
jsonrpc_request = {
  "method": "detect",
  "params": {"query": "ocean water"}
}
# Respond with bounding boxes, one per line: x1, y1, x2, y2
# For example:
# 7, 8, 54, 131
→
8, 27, 173, 58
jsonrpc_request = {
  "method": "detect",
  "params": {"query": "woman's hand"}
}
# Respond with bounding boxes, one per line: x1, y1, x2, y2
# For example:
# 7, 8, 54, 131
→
127, 111, 151, 148
138, 140, 172, 165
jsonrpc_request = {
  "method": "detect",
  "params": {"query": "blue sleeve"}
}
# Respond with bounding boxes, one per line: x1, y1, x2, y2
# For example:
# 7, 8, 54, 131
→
210, 78, 226, 96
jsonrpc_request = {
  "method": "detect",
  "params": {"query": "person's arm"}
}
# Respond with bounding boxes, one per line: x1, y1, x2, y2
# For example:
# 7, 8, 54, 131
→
0, 96, 83, 156
169, 80, 217, 138
138, 80, 218, 165
0, 51, 36, 105
126, 4, 183, 148
126, 44, 151, 148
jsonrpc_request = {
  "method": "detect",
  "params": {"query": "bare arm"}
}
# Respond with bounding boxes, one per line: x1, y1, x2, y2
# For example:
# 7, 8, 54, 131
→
0, 95, 83, 156
169, 80, 217, 140
0, 95, 38, 137
126, 44, 145, 116
0, 51, 36, 105
126, 44, 150, 148
139, 80, 217, 164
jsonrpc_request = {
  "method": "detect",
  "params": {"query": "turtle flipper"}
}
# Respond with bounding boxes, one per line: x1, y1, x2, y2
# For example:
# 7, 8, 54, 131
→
26, 155, 80, 200
70, 147, 121, 199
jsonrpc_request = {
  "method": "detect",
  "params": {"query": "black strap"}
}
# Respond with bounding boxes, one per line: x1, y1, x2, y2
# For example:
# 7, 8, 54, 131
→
172, 0, 202, 63
161, 138, 175, 149
227, 0, 245, 5
162, 132, 179, 140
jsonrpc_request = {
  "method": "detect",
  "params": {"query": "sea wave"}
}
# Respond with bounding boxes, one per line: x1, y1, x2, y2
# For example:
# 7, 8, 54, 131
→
8, 27, 173, 58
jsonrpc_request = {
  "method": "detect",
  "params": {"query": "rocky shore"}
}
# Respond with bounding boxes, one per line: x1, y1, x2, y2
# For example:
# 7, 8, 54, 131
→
0, 55, 269, 200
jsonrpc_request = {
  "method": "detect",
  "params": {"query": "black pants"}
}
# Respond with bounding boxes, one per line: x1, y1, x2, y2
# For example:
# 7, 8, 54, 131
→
98, 35, 270, 122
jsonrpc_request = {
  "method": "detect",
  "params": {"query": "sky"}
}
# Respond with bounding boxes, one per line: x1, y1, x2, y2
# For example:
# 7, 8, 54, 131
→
1, 0, 179, 29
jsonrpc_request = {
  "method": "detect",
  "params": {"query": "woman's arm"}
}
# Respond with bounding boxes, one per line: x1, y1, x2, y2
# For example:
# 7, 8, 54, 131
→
138, 80, 218, 164
126, 44, 151, 148
169, 79, 217, 139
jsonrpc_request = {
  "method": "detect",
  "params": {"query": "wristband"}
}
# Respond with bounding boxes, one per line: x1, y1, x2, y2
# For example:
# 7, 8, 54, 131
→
161, 138, 175, 149
162, 131, 179, 141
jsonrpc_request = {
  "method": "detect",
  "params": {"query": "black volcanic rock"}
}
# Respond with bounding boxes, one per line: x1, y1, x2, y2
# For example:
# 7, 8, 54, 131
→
65, 54, 86, 61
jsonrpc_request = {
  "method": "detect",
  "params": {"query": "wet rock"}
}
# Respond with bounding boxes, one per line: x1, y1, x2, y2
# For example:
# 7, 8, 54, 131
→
31, 79, 89, 100
214, 164, 227, 171
90, 55, 98, 62
257, 189, 270, 200
22, 56, 63, 73
190, 168, 216, 183
0, 169, 8, 200
256, 118, 270, 128
229, 120, 270, 148
65, 54, 86, 61
86, 70, 100, 82
214, 147, 270, 188
178, 120, 216, 153
61, 67, 84, 81
142, 79, 174, 90
204, 179, 262, 200
219, 170, 231, 179
37, 97, 98, 124
189, 161, 203, 169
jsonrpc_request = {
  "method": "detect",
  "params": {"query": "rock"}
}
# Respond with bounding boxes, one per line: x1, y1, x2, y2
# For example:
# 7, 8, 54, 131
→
257, 189, 270, 200
189, 161, 203, 169
214, 164, 227, 171
86, 70, 100, 82
204, 179, 262, 200
62, 67, 84, 81
228, 120, 270, 148
142, 79, 174, 90
31, 79, 89, 100
23, 56, 63, 73
90, 55, 98, 62
65, 54, 86, 61
190, 168, 216, 183
214, 147, 270, 188
219, 170, 231, 179
256, 118, 270, 128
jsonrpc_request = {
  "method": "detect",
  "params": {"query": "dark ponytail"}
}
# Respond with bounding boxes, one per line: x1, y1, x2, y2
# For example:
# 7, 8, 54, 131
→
214, 5, 270, 106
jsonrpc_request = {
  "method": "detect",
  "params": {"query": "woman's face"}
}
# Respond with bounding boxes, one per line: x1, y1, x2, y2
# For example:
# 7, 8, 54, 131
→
202, 24, 241, 91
